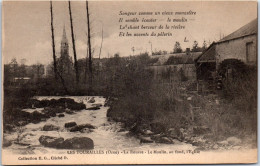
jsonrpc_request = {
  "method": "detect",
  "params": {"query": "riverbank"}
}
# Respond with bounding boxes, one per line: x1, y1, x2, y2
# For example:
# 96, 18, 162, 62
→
105, 80, 257, 151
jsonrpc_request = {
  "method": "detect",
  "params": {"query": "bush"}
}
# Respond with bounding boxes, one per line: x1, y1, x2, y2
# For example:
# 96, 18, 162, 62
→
218, 60, 257, 114
107, 57, 257, 143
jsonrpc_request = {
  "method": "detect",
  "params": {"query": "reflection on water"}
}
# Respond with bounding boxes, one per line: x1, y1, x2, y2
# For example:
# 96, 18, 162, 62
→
3, 96, 194, 155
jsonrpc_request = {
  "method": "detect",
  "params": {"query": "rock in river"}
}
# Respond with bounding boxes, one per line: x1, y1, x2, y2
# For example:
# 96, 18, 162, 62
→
86, 106, 100, 110
157, 137, 173, 144
151, 134, 173, 144
142, 129, 154, 135
140, 136, 154, 143
30, 111, 47, 124
65, 122, 77, 128
62, 137, 94, 149
65, 109, 74, 114
70, 124, 95, 132
39, 136, 94, 150
39, 135, 64, 148
80, 128, 93, 133
92, 103, 103, 107
42, 124, 60, 131
58, 114, 65, 117
88, 97, 95, 103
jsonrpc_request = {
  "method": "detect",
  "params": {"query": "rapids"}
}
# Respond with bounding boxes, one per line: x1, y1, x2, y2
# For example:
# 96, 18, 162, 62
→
3, 96, 194, 154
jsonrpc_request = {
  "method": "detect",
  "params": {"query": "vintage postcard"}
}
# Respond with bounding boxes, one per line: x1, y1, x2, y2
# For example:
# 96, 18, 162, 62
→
2, 0, 258, 165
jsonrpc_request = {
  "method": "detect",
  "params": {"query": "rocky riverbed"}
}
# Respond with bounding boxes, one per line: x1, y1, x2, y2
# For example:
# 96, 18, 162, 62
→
3, 96, 197, 155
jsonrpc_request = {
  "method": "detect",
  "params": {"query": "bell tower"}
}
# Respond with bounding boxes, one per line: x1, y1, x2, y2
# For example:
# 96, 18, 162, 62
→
61, 26, 69, 58
59, 25, 73, 75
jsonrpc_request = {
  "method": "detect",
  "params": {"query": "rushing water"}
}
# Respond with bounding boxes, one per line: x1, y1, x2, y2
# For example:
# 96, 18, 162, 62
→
3, 96, 195, 155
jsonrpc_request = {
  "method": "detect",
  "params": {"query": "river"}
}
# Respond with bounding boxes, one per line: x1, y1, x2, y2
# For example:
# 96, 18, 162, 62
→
3, 96, 195, 155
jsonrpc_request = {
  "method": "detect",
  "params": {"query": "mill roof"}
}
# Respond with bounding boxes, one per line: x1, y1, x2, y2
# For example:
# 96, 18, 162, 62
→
219, 18, 257, 43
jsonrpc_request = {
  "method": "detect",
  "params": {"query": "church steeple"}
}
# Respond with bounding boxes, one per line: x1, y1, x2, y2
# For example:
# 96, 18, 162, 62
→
58, 25, 73, 76
61, 25, 69, 58
61, 25, 68, 44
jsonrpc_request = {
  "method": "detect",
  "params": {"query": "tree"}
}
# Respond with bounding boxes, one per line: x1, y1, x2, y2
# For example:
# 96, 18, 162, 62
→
50, 1, 57, 79
10, 58, 18, 74
84, 48, 89, 83
152, 50, 168, 55
50, 2, 69, 94
6, 58, 19, 84
192, 40, 201, 52
202, 40, 207, 51
34, 63, 43, 80
20, 59, 27, 77
86, 0, 93, 92
97, 25, 104, 83
98, 26, 103, 60
68, 0, 79, 84
173, 41, 182, 53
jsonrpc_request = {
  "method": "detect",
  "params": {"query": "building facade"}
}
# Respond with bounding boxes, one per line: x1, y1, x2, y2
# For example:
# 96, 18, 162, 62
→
196, 18, 257, 80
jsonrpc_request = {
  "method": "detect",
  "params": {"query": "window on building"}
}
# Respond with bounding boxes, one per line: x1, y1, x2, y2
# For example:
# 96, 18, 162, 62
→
246, 42, 256, 63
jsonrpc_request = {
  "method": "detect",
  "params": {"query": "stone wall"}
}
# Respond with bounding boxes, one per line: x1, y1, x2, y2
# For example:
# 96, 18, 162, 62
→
148, 64, 197, 81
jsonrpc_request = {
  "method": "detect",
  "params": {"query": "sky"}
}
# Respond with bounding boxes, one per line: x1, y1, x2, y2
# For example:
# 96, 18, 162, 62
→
2, 1, 257, 65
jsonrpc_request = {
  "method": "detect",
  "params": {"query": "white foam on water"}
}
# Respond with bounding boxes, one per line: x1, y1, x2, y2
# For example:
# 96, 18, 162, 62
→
4, 96, 195, 154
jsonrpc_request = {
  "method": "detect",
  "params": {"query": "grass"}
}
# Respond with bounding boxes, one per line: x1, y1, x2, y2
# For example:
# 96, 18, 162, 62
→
106, 61, 257, 145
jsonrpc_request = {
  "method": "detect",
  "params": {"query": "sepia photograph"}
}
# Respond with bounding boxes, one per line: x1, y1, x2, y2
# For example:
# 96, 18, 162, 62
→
2, 0, 258, 165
